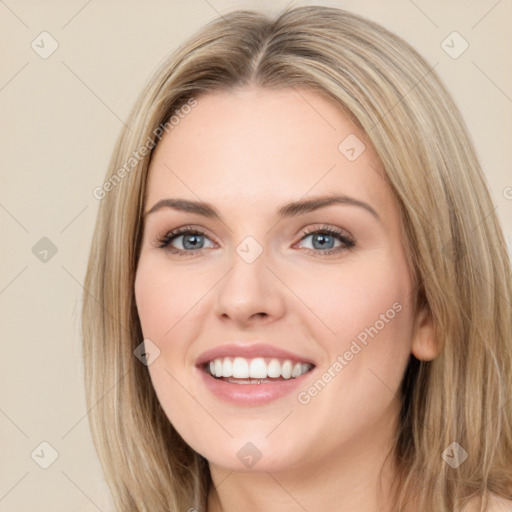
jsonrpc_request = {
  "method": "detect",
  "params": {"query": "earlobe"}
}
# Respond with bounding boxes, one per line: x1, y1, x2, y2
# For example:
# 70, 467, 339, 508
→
411, 304, 440, 361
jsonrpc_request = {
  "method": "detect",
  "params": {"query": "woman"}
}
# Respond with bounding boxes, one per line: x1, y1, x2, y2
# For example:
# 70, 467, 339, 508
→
82, 5, 512, 511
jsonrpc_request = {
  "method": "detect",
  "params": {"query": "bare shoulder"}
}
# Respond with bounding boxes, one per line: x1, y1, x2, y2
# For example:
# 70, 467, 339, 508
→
462, 494, 512, 512
486, 495, 512, 512
487, 495, 512, 511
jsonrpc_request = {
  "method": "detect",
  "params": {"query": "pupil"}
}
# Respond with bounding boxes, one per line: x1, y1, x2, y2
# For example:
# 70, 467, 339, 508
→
183, 234, 203, 250
313, 233, 334, 250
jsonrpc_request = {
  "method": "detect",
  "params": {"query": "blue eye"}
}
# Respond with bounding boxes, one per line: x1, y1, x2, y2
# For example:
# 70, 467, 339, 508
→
156, 225, 355, 257
157, 227, 214, 253
302, 232, 338, 250
177, 233, 206, 250
296, 226, 355, 255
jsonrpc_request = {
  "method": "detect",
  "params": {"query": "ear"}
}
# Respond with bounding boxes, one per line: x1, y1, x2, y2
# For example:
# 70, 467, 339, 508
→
411, 303, 440, 361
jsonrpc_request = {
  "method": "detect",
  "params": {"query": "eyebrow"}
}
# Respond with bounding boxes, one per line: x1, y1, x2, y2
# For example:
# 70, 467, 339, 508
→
143, 194, 381, 223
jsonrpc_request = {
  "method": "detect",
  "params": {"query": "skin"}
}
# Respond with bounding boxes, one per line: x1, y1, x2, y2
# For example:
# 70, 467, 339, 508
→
134, 87, 439, 512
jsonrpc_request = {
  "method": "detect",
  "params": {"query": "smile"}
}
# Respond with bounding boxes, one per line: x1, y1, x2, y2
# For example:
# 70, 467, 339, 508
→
195, 344, 316, 405
205, 356, 313, 382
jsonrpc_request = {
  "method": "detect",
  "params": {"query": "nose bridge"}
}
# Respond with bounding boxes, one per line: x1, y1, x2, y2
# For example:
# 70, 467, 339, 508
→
213, 235, 285, 323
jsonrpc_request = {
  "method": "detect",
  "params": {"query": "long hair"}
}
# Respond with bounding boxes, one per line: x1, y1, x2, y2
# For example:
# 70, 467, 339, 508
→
81, 6, 512, 511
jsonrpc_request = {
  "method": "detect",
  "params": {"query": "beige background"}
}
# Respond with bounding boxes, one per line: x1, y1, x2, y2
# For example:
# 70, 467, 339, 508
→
1, 0, 511, 510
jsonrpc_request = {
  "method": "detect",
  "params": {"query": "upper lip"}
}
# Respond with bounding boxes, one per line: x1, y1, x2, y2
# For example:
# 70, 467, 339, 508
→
195, 343, 317, 367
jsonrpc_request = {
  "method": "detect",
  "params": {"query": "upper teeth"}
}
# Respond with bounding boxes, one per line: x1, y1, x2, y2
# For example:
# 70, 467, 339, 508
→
208, 357, 312, 379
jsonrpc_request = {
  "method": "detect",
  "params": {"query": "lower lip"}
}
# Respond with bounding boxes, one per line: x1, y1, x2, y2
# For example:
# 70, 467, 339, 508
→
197, 367, 314, 406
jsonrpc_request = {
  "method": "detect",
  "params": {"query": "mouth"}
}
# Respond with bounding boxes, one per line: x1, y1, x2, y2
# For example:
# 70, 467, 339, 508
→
203, 356, 314, 384
195, 345, 316, 406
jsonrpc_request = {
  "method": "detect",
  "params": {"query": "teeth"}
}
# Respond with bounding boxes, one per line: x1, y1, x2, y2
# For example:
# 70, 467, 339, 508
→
281, 360, 292, 379
292, 362, 302, 378
214, 359, 223, 377
249, 358, 267, 379
232, 357, 249, 378
222, 358, 233, 377
267, 359, 281, 378
206, 356, 313, 380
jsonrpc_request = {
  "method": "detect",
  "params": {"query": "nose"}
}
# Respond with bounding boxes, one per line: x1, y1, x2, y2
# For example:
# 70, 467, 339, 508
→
213, 246, 286, 328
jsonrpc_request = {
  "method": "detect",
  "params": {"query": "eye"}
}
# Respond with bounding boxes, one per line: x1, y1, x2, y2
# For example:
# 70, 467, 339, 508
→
295, 225, 355, 256
154, 224, 355, 258
156, 226, 215, 255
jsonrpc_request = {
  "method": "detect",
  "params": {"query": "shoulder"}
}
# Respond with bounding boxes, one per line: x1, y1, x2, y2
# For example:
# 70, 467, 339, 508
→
486, 495, 512, 512
462, 494, 512, 512
488, 495, 512, 511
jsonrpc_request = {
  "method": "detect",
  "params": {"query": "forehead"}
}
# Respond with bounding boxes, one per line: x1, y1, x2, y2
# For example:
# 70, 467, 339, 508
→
145, 87, 391, 217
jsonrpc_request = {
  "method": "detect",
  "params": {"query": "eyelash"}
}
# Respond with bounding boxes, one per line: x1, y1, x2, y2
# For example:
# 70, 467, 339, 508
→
155, 225, 355, 258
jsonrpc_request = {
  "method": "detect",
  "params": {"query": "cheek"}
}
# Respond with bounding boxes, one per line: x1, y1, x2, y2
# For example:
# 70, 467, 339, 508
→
284, 256, 414, 455
291, 252, 414, 391
134, 256, 210, 340
134, 261, 172, 340
293, 255, 411, 340
134, 257, 212, 440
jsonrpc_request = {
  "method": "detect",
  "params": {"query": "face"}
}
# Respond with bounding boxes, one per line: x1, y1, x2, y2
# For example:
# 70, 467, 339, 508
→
134, 87, 436, 475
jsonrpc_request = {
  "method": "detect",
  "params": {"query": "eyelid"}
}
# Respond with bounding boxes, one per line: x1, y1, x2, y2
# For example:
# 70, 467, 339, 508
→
294, 224, 355, 254
298, 224, 354, 243
152, 225, 217, 249
154, 223, 355, 256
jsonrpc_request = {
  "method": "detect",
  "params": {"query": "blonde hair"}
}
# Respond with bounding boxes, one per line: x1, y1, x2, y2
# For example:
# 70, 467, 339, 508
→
81, 5, 512, 511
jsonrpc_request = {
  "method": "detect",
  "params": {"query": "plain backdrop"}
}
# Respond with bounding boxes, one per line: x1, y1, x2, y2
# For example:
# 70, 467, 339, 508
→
1, 0, 511, 510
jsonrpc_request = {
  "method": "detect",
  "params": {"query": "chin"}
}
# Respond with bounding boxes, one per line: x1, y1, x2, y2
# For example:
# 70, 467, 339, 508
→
191, 431, 310, 474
